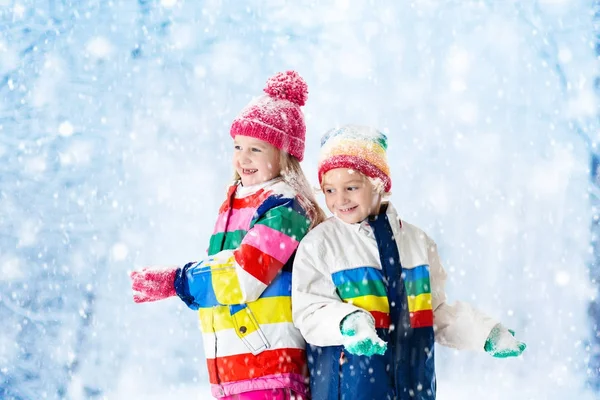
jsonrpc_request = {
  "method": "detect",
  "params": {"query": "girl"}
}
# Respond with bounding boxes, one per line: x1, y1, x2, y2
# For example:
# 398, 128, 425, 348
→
291, 125, 526, 400
130, 71, 325, 400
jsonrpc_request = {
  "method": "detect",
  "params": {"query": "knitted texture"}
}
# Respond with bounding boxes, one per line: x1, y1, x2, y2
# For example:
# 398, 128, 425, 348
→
484, 324, 527, 358
318, 125, 391, 192
340, 311, 387, 356
130, 265, 178, 303
230, 70, 308, 161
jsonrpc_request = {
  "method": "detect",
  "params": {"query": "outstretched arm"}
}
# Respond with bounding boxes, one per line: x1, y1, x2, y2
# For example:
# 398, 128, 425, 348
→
429, 237, 525, 356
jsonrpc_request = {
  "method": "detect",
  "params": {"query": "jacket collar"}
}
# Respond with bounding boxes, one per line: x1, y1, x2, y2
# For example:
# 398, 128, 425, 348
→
331, 202, 402, 238
232, 177, 283, 198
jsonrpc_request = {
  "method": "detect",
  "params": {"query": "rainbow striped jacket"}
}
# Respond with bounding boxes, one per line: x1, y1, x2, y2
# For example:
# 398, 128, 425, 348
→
292, 202, 498, 398
175, 178, 311, 399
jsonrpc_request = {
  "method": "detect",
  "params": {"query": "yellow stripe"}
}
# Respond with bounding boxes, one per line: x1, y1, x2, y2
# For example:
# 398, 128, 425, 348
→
209, 259, 243, 304
346, 294, 389, 313
323, 140, 389, 175
230, 306, 261, 337
198, 296, 292, 333
407, 293, 433, 312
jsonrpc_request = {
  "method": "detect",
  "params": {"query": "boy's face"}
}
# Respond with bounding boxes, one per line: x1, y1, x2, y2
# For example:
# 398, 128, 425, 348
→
321, 168, 382, 224
233, 135, 281, 186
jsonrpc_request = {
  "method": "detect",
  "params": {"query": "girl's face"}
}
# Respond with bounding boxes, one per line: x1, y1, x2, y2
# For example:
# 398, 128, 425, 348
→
322, 168, 382, 224
233, 135, 281, 186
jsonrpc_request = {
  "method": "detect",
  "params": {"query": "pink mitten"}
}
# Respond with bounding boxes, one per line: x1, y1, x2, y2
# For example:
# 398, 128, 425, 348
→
130, 266, 178, 303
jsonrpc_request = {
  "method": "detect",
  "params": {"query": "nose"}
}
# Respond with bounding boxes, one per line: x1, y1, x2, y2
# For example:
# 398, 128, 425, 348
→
336, 191, 350, 205
238, 150, 251, 164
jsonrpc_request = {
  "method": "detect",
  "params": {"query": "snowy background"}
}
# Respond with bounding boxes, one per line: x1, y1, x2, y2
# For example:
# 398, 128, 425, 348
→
1, 0, 600, 399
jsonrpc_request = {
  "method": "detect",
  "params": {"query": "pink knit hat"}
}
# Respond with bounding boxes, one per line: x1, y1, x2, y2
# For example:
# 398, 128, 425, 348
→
230, 71, 308, 161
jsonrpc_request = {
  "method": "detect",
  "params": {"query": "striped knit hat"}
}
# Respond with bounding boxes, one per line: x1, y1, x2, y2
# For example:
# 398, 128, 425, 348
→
318, 125, 391, 192
230, 71, 308, 161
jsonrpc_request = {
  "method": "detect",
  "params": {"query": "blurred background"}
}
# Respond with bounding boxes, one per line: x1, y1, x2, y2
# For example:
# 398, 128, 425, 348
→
1, 0, 600, 398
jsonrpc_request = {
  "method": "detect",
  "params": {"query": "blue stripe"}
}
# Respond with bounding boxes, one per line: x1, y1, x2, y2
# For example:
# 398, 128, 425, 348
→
331, 266, 383, 287
261, 271, 292, 298
402, 265, 430, 282
288, 197, 308, 217
221, 272, 292, 316
253, 194, 292, 224
229, 304, 247, 314
175, 265, 291, 311
186, 262, 221, 308
226, 273, 292, 315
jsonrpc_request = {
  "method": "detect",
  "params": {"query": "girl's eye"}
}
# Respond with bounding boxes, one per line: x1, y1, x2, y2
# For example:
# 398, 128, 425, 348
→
251, 147, 262, 152
234, 145, 241, 150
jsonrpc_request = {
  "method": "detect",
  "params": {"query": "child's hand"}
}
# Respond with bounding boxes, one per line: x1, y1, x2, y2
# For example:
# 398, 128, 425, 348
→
484, 323, 526, 358
340, 311, 387, 357
129, 265, 179, 303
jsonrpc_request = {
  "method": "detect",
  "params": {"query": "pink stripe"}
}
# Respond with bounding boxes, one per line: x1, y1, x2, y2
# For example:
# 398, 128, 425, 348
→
220, 389, 292, 400
213, 207, 257, 234
212, 373, 309, 398
318, 154, 392, 192
242, 224, 299, 264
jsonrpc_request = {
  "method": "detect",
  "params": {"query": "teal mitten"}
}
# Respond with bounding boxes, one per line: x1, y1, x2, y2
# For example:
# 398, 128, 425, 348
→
340, 311, 387, 356
484, 323, 526, 358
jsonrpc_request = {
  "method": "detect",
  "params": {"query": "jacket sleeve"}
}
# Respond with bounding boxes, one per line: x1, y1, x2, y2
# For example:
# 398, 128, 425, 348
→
428, 236, 499, 351
292, 237, 364, 347
175, 199, 310, 307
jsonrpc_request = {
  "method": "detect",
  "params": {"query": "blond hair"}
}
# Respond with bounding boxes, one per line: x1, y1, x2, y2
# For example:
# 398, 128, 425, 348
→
233, 151, 326, 229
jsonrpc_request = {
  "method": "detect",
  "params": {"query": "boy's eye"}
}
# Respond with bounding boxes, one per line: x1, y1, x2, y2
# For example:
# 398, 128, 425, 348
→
347, 186, 358, 191
324, 188, 334, 194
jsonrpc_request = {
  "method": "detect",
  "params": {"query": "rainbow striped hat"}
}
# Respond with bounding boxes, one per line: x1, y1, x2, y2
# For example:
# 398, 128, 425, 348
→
318, 125, 391, 192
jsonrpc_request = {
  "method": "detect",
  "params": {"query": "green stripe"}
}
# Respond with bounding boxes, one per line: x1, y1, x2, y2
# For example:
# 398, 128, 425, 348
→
405, 277, 431, 297
254, 206, 310, 240
375, 136, 387, 151
336, 279, 387, 299
208, 230, 246, 255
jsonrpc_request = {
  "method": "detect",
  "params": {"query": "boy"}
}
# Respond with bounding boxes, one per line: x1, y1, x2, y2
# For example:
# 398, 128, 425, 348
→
291, 125, 525, 400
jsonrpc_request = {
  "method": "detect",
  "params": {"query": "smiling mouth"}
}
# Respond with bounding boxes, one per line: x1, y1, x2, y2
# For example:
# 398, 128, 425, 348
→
242, 168, 258, 175
339, 205, 358, 213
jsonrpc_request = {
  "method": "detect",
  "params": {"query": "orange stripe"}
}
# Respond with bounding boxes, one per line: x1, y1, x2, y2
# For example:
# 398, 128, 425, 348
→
410, 310, 434, 328
206, 348, 307, 384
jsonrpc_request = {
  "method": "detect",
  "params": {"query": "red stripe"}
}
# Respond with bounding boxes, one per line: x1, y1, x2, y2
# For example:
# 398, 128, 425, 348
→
410, 310, 434, 328
370, 311, 390, 329
318, 155, 391, 192
218, 186, 238, 213
218, 187, 271, 214
206, 348, 307, 384
235, 243, 284, 285
232, 189, 270, 210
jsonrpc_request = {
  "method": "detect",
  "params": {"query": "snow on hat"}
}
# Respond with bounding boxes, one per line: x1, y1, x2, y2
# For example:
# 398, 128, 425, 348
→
230, 70, 308, 161
318, 125, 391, 192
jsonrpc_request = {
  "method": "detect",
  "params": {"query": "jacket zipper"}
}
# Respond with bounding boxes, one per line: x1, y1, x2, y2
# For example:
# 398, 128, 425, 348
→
213, 186, 235, 394
338, 349, 344, 400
